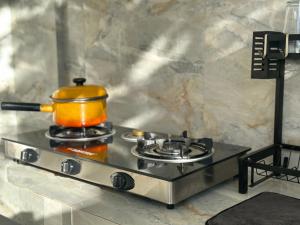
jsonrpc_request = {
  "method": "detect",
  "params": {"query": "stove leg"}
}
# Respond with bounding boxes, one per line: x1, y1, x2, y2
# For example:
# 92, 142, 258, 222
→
13, 159, 20, 164
166, 204, 175, 209
239, 156, 248, 194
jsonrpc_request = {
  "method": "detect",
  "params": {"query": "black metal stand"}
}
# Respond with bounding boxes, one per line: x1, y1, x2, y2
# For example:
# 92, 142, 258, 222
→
239, 32, 300, 193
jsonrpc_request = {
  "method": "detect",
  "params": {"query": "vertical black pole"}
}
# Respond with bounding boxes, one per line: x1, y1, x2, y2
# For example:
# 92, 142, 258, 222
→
273, 61, 285, 167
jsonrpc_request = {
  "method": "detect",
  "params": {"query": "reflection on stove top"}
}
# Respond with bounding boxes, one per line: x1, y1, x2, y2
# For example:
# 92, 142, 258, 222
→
137, 155, 214, 175
50, 139, 112, 162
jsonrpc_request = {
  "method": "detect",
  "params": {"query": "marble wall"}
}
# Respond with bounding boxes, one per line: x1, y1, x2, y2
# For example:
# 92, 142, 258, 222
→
0, 0, 58, 132
58, 0, 299, 149
0, 1, 16, 134
1, 0, 300, 149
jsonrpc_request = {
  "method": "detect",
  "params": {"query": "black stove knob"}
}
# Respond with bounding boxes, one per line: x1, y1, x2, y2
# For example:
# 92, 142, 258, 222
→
20, 148, 38, 163
61, 159, 81, 175
110, 172, 134, 191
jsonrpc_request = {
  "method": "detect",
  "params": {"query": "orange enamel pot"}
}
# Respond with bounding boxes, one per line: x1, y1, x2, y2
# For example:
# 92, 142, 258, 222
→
1, 78, 108, 127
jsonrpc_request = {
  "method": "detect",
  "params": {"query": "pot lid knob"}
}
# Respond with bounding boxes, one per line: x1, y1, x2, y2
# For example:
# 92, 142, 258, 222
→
73, 78, 86, 86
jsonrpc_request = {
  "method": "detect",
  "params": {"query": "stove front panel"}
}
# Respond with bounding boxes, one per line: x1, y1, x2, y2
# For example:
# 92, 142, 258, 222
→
4, 140, 175, 204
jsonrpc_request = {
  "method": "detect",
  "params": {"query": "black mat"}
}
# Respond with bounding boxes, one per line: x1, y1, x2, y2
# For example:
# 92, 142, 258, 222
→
206, 192, 300, 225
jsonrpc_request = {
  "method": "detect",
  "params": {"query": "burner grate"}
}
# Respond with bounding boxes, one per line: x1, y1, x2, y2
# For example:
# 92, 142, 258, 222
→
45, 123, 115, 142
131, 134, 214, 163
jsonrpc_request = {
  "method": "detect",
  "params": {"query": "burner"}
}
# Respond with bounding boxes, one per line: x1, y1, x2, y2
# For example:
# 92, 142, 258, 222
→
45, 122, 115, 142
121, 129, 165, 142
131, 132, 214, 163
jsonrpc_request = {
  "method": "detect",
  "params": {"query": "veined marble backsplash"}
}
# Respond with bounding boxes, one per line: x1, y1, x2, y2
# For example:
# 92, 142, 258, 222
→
0, 0, 58, 132
1, 0, 300, 149
0, 2, 16, 134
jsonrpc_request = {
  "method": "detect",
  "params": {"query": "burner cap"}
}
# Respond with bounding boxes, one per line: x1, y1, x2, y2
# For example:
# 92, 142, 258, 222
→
121, 130, 165, 142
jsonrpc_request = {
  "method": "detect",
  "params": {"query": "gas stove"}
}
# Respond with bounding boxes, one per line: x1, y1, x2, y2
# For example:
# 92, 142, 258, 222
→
2, 125, 250, 208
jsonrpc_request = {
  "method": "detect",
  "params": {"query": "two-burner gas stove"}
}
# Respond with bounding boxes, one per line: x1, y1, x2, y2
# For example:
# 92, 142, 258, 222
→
2, 124, 250, 208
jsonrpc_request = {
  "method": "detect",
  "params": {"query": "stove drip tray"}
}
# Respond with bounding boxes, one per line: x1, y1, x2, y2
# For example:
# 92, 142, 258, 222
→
45, 122, 115, 142
131, 131, 214, 163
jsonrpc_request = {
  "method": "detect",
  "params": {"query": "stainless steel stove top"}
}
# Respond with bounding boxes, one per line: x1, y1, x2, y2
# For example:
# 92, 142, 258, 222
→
2, 125, 250, 208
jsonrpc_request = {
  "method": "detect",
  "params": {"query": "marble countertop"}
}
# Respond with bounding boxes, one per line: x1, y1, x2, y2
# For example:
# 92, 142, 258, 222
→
0, 122, 299, 225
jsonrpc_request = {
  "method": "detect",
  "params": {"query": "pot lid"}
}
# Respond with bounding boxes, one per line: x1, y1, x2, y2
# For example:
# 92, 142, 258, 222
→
51, 78, 108, 102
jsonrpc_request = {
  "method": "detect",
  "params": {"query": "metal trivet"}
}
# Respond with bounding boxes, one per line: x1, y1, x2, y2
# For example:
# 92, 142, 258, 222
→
131, 133, 214, 163
45, 124, 115, 142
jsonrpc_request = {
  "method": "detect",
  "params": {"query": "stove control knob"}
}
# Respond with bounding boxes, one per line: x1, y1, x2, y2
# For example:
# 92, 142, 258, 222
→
61, 159, 81, 175
110, 172, 134, 190
20, 148, 38, 163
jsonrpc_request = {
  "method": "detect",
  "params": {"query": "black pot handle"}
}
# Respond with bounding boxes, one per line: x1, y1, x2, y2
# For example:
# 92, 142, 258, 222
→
1, 102, 41, 111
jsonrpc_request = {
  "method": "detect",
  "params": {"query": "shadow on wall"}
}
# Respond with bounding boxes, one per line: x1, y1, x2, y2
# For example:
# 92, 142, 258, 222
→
0, 0, 59, 128
76, 1, 207, 135
0, 0, 16, 128
1, 0, 297, 149
0, 0, 299, 225
55, 0, 69, 86
58, 0, 287, 148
